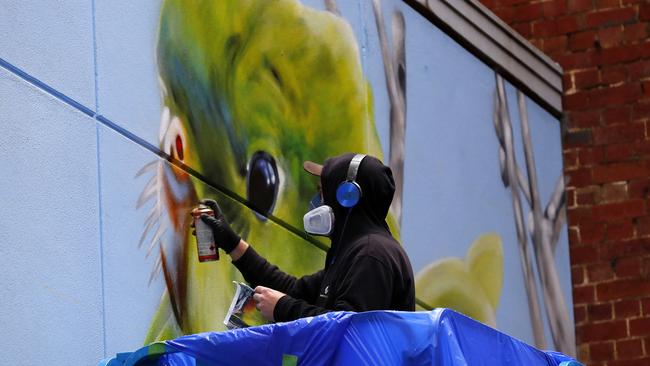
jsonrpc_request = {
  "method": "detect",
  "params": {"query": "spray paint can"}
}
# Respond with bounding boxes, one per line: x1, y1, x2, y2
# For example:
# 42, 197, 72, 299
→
191, 204, 219, 262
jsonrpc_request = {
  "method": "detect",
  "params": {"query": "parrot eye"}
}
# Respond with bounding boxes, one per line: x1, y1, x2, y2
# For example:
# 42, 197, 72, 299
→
174, 135, 184, 161
246, 151, 279, 220
161, 113, 187, 162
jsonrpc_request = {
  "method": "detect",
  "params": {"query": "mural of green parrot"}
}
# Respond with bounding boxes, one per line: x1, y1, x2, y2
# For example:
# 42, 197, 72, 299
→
140, 0, 386, 342
138, 0, 505, 344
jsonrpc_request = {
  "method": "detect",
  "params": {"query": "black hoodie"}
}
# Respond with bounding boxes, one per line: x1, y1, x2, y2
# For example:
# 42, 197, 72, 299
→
233, 153, 415, 322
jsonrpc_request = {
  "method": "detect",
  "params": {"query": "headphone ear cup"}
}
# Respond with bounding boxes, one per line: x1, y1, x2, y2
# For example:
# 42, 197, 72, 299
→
336, 181, 362, 208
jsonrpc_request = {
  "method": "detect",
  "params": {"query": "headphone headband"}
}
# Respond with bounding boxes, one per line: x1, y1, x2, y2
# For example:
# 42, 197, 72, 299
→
346, 154, 366, 182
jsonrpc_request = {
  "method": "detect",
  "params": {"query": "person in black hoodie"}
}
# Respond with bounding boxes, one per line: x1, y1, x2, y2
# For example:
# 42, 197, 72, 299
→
200, 153, 415, 322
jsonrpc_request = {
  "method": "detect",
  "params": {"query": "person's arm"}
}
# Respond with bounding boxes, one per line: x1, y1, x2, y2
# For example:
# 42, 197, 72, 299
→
198, 199, 324, 300
273, 255, 394, 322
232, 242, 324, 301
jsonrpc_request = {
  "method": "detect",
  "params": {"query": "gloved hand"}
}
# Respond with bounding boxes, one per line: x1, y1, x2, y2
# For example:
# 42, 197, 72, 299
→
198, 199, 241, 253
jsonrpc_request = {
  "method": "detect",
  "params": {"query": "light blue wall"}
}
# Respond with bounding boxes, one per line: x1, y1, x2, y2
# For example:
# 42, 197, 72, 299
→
0, 1, 570, 364
0, 68, 103, 364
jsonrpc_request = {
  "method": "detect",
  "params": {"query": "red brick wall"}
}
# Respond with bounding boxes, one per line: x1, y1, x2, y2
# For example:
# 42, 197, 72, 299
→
478, 1, 650, 365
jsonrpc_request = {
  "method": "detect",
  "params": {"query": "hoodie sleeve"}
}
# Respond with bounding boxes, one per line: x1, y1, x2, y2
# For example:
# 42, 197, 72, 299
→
232, 246, 324, 302
273, 255, 393, 322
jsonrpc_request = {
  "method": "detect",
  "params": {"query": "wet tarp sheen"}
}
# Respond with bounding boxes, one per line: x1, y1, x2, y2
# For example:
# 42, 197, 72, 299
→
99, 309, 582, 366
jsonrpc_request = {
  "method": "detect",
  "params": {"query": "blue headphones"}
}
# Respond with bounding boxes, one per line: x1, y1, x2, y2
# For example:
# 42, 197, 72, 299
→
336, 154, 366, 208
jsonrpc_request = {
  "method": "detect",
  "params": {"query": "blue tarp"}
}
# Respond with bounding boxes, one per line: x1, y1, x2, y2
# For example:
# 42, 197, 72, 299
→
100, 309, 582, 366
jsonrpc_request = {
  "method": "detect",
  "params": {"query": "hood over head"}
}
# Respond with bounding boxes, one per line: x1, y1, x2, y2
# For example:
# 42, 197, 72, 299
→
316, 153, 395, 250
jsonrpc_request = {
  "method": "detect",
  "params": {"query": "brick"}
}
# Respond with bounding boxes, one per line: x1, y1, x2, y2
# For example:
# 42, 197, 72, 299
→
577, 343, 590, 363
591, 341, 616, 361
590, 84, 642, 108
568, 0, 593, 13
543, 0, 567, 18
570, 110, 601, 128
570, 225, 580, 242
568, 206, 595, 224
616, 338, 644, 360
615, 299, 642, 318
575, 304, 587, 324
623, 23, 649, 43
565, 149, 580, 168
579, 147, 606, 166
512, 2, 543, 22
641, 3, 650, 21
569, 30, 598, 51
609, 359, 650, 366
564, 90, 590, 110
633, 99, 650, 120
643, 297, 650, 316
575, 68, 601, 89
571, 245, 599, 265
613, 256, 642, 278
629, 179, 650, 199
630, 317, 650, 336
574, 284, 596, 304
567, 167, 593, 187
533, 17, 580, 37
512, 22, 533, 38
601, 66, 628, 86
493, 7, 516, 23
558, 15, 584, 34
643, 257, 650, 277
607, 220, 635, 241
595, 0, 620, 8
564, 72, 575, 92
573, 265, 586, 285
567, 188, 577, 207
581, 221, 606, 244
601, 237, 650, 258
592, 199, 645, 222
637, 216, 650, 237
628, 60, 650, 81
587, 8, 637, 28
605, 143, 640, 162
556, 51, 597, 69
544, 35, 568, 54
577, 189, 596, 205
600, 44, 644, 66
577, 320, 627, 342
588, 262, 615, 281
641, 39, 650, 58
602, 107, 632, 126
597, 278, 650, 301
592, 162, 648, 183
565, 129, 593, 147
589, 302, 614, 321
598, 26, 625, 49
599, 183, 629, 202
593, 123, 645, 145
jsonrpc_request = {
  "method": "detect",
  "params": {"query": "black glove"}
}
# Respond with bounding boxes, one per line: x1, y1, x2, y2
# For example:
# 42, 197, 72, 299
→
199, 199, 241, 253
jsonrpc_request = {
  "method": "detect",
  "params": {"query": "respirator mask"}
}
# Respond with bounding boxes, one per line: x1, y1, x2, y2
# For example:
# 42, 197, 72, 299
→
303, 193, 335, 236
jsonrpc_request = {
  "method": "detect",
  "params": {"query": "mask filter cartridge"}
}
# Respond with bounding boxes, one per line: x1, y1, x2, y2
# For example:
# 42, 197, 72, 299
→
303, 205, 335, 236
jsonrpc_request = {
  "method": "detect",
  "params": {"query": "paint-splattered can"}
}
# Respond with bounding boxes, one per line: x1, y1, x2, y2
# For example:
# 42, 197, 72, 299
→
191, 205, 219, 262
